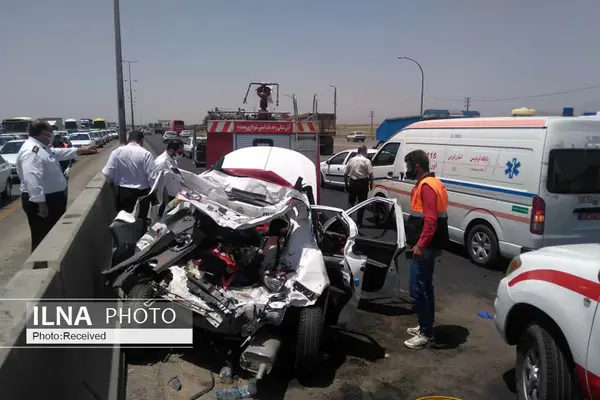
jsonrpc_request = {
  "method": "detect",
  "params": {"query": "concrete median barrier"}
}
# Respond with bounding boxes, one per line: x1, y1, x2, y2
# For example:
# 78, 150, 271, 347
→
0, 173, 124, 400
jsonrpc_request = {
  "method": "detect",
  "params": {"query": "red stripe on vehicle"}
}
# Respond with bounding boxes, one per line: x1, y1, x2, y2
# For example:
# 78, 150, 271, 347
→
508, 270, 600, 299
297, 123, 304, 132
223, 121, 232, 132
209, 121, 218, 132
372, 184, 530, 224
576, 364, 600, 400
307, 122, 316, 131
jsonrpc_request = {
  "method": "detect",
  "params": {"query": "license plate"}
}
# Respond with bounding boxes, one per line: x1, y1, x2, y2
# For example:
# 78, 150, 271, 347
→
578, 212, 600, 221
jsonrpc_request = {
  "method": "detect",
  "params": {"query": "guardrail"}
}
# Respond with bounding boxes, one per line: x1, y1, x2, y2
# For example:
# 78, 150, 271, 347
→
0, 173, 124, 400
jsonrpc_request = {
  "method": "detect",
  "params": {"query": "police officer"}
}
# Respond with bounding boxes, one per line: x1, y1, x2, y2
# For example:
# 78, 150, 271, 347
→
344, 145, 373, 227
17, 120, 96, 252
154, 139, 184, 215
402, 149, 449, 349
102, 130, 155, 217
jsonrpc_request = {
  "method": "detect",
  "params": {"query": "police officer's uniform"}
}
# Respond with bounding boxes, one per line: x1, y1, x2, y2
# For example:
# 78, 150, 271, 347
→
16, 136, 78, 252
345, 153, 373, 225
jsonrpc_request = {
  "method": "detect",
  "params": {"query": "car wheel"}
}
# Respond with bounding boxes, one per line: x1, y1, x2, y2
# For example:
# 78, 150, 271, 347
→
320, 172, 325, 188
516, 323, 580, 400
1, 178, 12, 202
466, 224, 499, 267
295, 306, 324, 375
124, 284, 154, 360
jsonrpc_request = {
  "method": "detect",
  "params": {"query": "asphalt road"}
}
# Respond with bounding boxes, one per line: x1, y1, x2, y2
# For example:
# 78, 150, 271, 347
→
133, 134, 516, 400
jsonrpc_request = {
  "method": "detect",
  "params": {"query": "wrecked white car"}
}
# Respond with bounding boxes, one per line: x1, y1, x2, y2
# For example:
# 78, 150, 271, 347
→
103, 146, 406, 379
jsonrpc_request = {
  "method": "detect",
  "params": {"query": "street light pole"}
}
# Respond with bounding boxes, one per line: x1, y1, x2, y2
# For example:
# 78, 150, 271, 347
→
398, 56, 424, 115
113, 0, 127, 144
123, 60, 138, 132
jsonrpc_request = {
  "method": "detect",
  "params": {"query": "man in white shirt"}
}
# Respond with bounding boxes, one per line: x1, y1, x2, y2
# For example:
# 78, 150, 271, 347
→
344, 145, 373, 227
154, 139, 184, 214
102, 130, 155, 217
17, 120, 96, 252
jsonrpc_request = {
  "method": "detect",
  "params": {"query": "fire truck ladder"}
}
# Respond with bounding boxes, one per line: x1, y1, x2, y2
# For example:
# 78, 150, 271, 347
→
294, 94, 318, 154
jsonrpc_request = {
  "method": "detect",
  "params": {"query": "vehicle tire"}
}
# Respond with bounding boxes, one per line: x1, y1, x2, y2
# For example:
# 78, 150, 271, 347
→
320, 172, 325, 188
124, 284, 154, 360
516, 323, 580, 400
1, 178, 12, 202
466, 224, 499, 267
295, 306, 324, 374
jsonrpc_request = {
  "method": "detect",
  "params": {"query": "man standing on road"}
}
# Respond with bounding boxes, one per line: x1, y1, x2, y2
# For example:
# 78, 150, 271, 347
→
344, 145, 373, 227
403, 149, 449, 349
154, 139, 184, 214
17, 120, 96, 252
102, 130, 155, 218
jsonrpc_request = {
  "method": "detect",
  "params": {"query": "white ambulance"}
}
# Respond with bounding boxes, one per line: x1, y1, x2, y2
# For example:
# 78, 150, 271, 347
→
368, 116, 600, 267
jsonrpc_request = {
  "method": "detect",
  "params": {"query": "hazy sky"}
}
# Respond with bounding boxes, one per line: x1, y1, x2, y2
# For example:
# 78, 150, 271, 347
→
2, 0, 600, 124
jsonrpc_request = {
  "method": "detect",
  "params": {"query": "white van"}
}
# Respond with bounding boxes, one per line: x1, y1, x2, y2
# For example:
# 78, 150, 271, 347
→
368, 116, 600, 267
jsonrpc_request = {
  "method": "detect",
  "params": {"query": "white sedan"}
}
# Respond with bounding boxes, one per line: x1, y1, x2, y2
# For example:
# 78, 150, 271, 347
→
0, 142, 15, 200
0, 140, 25, 184
320, 148, 377, 187
163, 131, 179, 143
69, 132, 97, 153
494, 244, 600, 399
105, 146, 406, 379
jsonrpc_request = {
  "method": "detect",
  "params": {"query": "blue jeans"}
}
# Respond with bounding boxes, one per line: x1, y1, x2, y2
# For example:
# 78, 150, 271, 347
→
408, 248, 439, 337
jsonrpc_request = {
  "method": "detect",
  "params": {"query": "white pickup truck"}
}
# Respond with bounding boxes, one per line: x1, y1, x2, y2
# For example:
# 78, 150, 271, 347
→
346, 131, 366, 142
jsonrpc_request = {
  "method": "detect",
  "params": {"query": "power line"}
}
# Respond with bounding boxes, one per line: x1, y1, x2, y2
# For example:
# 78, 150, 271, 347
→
426, 83, 600, 103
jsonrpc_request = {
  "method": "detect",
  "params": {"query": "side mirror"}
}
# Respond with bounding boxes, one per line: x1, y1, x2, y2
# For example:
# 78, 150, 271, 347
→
325, 160, 331, 165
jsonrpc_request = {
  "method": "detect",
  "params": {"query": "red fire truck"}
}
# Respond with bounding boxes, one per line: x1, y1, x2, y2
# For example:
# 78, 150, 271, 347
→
195, 82, 321, 202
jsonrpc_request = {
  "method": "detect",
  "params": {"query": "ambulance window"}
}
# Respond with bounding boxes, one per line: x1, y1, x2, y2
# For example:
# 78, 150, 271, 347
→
252, 139, 273, 147
372, 142, 400, 166
547, 149, 600, 194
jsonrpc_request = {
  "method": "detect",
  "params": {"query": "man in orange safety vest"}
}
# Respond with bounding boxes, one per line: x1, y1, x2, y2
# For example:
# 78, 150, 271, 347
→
403, 149, 449, 349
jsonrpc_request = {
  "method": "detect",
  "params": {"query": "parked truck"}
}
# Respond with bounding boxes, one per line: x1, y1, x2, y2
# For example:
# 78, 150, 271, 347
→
153, 119, 185, 135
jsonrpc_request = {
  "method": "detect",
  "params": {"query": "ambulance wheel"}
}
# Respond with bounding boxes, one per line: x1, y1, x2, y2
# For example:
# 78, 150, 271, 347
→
124, 284, 155, 361
516, 323, 580, 400
466, 223, 498, 267
295, 306, 324, 375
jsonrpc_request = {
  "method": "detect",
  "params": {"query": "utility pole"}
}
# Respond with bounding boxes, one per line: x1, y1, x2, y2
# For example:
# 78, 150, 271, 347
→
369, 110, 375, 137
113, 0, 127, 144
464, 96, 471, 111
123, 60, 138, 132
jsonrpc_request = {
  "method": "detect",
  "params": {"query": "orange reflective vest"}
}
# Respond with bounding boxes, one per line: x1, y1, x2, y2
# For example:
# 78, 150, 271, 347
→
406, 175, 450, 248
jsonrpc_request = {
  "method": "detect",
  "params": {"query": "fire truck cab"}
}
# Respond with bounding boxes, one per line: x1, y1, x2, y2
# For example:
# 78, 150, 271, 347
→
196, 82, 321, 202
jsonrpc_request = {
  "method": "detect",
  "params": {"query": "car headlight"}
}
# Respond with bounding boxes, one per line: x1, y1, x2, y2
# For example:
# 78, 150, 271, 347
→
506, 256, 522, 275
262, 271, 287, 292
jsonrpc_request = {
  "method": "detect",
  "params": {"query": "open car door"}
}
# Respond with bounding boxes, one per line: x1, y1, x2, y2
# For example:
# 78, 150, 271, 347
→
312, 198, 405, 328
344, 197, 406, 293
